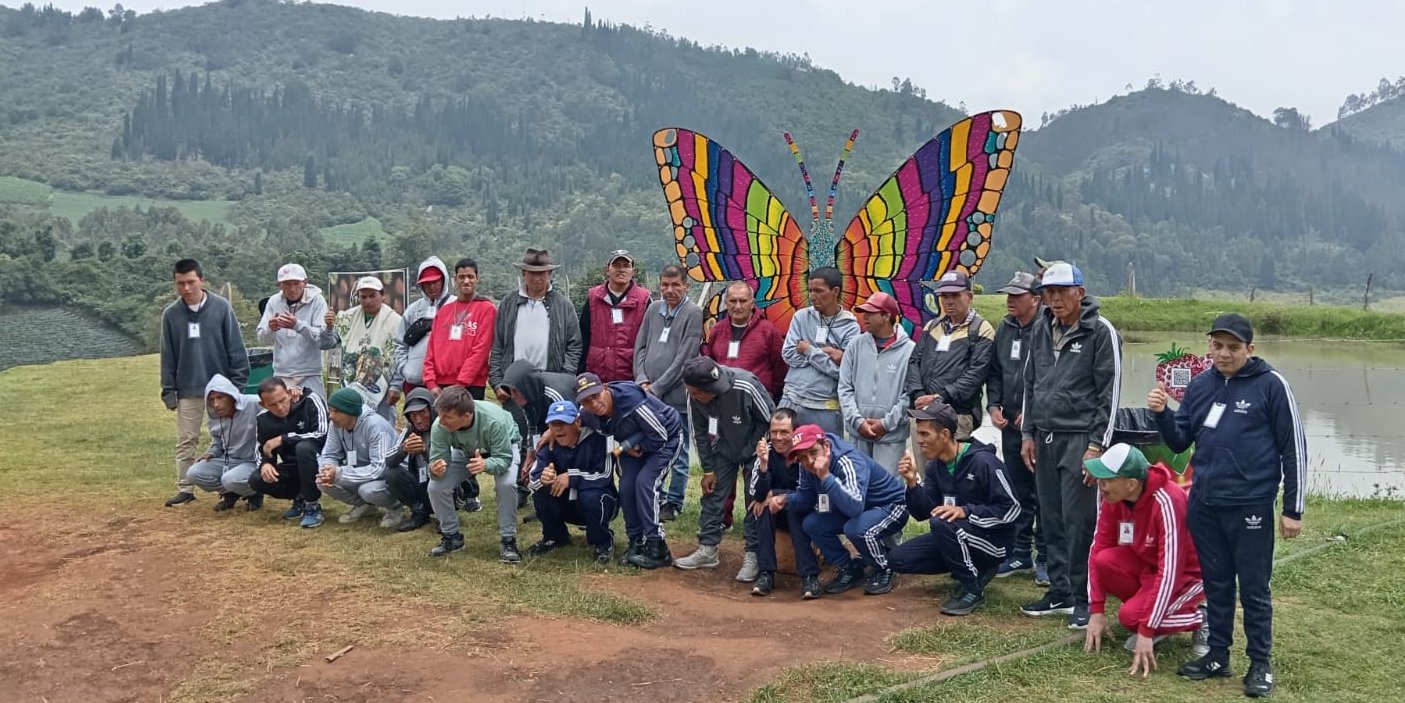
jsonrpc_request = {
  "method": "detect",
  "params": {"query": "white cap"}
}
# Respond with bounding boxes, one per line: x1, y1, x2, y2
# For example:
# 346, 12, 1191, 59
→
276, 263, 308, 282
354, 275, 384, 293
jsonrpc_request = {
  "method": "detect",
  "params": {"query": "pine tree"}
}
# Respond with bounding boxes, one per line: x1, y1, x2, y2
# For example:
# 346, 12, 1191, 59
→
303, 154, 317, 188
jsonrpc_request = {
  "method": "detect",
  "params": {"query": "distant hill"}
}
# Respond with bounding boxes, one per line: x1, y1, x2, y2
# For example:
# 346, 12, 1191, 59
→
1332, 94, 1405, 153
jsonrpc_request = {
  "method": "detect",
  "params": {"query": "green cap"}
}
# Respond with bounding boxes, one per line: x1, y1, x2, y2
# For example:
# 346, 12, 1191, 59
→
1084, 443, 1149, 480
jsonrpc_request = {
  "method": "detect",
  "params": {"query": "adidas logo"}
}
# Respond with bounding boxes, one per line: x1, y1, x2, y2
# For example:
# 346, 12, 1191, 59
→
1069, 342, 1083, 353
1234, 399, 1252, 414
1245, 514, 1263, 529
1207, 661, 1226, 673
731, 415, 743, 425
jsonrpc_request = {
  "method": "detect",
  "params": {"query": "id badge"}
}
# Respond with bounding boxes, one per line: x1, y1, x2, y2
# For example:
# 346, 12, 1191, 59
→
936, 335, 953, 353
449, 324, 463, 341
815, 326, 830, 345
1118, 521, 1134, 545
1009, 340, 1021, 360
569, 488, 578, 501
187, 322, 201, 339
943, 496, 957, 507
611, 308, 624, 324
707, 416, 719, 436
659, 327, 671, 343
346, 450, 358, 465
817, 494, 830, 513
418, 463, 428, 483
1204, 402, 1227, 429
726, 340, 740, 359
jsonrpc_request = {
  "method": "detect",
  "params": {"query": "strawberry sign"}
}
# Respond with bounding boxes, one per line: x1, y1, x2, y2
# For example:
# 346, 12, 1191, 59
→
1155, 343, 1212, 401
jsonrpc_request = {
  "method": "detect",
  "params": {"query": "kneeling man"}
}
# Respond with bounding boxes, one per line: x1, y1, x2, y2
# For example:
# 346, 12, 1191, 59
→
526, 401, 619, 563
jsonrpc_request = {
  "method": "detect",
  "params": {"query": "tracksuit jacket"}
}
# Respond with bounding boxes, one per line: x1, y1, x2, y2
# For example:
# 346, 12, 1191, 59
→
689, 366, 774, 473
838, 327, 916, 444
904, 440, 1021, 548
318, 406, 398, 483
784, 434, 906, 517
584, 382, 683, 462
1020, 296, 1123, 450
749, 447, 800, 503
528, 430, 614, 493
501, 359, 578, 439
256, 392, 330, 466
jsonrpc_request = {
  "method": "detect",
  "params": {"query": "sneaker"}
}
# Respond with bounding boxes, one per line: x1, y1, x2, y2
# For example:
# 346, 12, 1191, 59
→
528, 537, 571, 556
1178, 652, 1232, 680
378, 506, 407, 529
395, 511, 432, 533
212, 493, 240, 512
338, 503, 374, 524
299, 502, 324, 528
165, 491, 196, 507
1034, 561, 1050, 587
1020, 593, 1075, 617
1067, 604, 1091, 629
627, 537, 673, 570
996, 555, 1035, 578
940, 588, 986, 616
500, 537, 522, 564
658, 503, 681, 522
673, 545, 720, 570
1123, 633, 1169, 651
862, 568, 897, 595
1243, 661, 1275, 698
594, 544, 615, 565
735, 551, 760, 582
752, 571, 775, 597
462, 497, 482, 513
281, 499, 306, 520
822, 562, 866, 595
622, 537, 643, 565
800, 574, 823, 600
244, 493, 264, 512
1191, 605, 1211, 658
431, 532, 465, 557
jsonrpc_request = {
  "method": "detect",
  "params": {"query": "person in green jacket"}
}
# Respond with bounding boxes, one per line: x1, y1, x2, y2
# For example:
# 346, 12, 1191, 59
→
427, 385, 524, 563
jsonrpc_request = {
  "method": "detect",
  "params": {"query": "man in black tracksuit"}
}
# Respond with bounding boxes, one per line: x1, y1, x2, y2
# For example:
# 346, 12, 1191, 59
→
248, 377, 329, 525
383, 388, 440, 532
906, 270, 996, 439
1019, 262, 1122, 629
745, 407, 803, 596
672, 357, 774, 571
1149, 313, 1305, 697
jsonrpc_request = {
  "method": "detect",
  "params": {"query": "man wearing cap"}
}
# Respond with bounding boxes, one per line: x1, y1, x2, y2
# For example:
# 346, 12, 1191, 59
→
1018, 261, 1123, 629
780, 267, 860, 436
257, 262, 333, 398
426, 385, 523, 561
316, 387, 404, 528
499, 359, 581, 497
161, 258, 250, 507
907, 270, 995, 441
394, 256, 452, 394
525, 400, 619, 563
634, 264, 705, 523
426, 257, 498, 400
575, 372, 686, 569
891, 402, 1020, 615
777, 425, 908, 598
986, 271, 1048, 584
743, 408, 803, 595
1084, 443, 1209, 678
703, 281, 787, 400
579, 250, 652, 381
839, 292, 916, 474
248, 377, 329, 528
323, 275, 403, 421
1148, 313, 1305, 696
672, 357, 774, 570
381, 388, 445, 532
185, 374, 264, 512
489, 247, 582, 393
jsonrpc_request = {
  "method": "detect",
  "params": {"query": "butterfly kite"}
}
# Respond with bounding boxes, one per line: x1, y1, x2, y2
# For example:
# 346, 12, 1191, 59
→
651, 110, 1022, 334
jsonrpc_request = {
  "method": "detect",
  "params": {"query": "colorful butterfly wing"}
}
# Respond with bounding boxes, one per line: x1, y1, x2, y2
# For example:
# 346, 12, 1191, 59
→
838, 110, 1023, 326
653, 128, 809, 333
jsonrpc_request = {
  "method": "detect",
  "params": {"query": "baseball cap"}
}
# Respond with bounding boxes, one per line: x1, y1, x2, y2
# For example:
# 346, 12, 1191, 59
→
545, 400, 580, 424
354, 275, 384, 293
1208, 313, 1254, 344
786, 424, 828, 460
1084, 443, 1149, 480
854, 292, 900, 318
402, 394, 432, 414
997, 272, 1037, 295
417, 267, 444, 284
681, 356, 729, 395
574, 372, 608, 403
1035, 262, 1083, 289
934, 270, 972, 294
907, 402, 958, 434
276, 263, 308, 282
608, 249, 635, 265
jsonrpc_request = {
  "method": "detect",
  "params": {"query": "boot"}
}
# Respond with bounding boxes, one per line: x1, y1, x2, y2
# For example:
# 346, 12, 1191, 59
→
628, 536, 673, 570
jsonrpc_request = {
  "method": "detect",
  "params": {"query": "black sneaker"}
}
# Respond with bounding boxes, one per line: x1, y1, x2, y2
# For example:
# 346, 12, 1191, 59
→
500, 537, 523, 564
528, 537, 570, 556
452, 484, 467, 511
522, 510, 540, 524
627, 537, 673, 570
863, 568, 897, 595
800, 574, 823, 600
658, 503, 681, 522
165, 491, 196, 507
1020, 593, 1075, 617
1243, 661, 1275, 698
622, 537, 643, 565
1178, 652, 1233, 680
430, 532, 465, 557
752, 571, 775, 597
940, 588, 986, 616
463, 498, 482, 513
1067, 604, 1091, 629
244, 493, 264, 511
395, 511, 432, 533
822, 562, 867, 595
594, 544, 615, 565
212, 492, 240, 512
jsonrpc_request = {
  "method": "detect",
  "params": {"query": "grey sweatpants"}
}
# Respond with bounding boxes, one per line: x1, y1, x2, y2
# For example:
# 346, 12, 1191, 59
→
853, 439, 906, 479
188, 459, 257, 496
698, 460, 745, 547
429, 445, 520, 538
319, 472, 399, 508
783, 403, 844, 438
1032, 430, 1098, 607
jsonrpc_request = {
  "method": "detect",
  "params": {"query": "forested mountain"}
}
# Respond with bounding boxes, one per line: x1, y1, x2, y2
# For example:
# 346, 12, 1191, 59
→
1, 0, 1402, 351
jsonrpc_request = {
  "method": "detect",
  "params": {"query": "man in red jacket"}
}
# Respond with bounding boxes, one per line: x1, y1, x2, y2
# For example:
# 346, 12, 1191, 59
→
1084, 443, 1209, 678
424, 258, 497, 400
579, 250, 652, 381
702, 281, 786, 400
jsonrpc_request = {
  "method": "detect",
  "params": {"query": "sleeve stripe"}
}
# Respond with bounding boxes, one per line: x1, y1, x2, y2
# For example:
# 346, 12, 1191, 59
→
968, 466, 1023, 528
836, 456, 863, 503
287, 393, 329, 440
1147, 489, 1179, 629
1269, 370, 1308, 515
635, 405, 670, 441
735, 379, 770, 416
1098, 316, 1122, 448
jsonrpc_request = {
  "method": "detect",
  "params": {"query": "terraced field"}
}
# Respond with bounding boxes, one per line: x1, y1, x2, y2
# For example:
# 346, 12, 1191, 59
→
0, 307, 141, 371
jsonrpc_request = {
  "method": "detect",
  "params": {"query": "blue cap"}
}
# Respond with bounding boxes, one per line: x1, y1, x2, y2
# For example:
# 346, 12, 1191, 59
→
1035, 261, 1083, 289
546, 400, 580, 424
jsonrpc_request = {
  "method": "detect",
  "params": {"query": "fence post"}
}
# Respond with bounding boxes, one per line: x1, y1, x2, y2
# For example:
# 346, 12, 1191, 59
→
1364, 273, 1373, 311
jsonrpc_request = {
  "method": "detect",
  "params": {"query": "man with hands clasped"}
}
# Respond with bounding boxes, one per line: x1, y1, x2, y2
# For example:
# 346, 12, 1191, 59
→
525, 401, 619, 563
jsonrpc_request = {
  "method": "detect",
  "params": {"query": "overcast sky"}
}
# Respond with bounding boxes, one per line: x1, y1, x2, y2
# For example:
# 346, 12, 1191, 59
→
77, 0, 1404, 126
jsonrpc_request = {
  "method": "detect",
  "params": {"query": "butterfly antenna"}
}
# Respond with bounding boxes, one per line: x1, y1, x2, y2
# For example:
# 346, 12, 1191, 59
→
825, 130, 859, 224
784, 132, 822, 228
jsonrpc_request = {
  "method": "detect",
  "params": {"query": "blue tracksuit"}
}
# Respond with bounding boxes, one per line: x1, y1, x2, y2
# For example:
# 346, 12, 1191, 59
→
746, 447, 801, 573
889, 440, 1022, 587
1154, 356, 1306, 663
581, 382, 684, 541
529, 430, 618, 549
784, 434, 909, 574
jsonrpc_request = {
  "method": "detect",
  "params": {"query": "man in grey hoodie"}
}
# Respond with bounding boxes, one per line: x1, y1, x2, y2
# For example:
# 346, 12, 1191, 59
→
394, 257, 453, 394
780, 267, 860, 437
316, 387, 404, 529
187, 374, 263, 512
256, 262, 333, 398
839, 292, 916, 476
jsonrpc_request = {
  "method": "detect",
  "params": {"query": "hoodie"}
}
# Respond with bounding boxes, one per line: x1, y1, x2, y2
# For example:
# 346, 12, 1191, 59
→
501, 359, 578, 439
317, 405, 398, 483
1020, 296, 1123, 450
428, 401, 521, 477
784, 434, 906, 517
904, 440, 1021, 542
160, 290, 250, 401
203, 374, 261, 465
256, 284, 333, 380
1154, 357, 1307, 519
423, 294, 498, 390
386, 388, 437, 481
780, 306, 861, 410
395, 257, 452, 387
689, 366, 774, 472
839, 326, 916, 444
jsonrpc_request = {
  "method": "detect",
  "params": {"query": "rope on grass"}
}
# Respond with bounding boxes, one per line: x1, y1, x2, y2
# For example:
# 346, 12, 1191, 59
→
843, 517, 1405, 703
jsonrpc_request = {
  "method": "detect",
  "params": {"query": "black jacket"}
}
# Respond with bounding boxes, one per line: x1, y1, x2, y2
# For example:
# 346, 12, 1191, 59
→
905, 440, 1021, 544
690, 366, 774, 471
906, 311, 995, 415
256, 392, 329, 465
749, 447, 801, 504
986, 310, 1039, 417
1020, 296, 1122, 450
500, 359, 578, 439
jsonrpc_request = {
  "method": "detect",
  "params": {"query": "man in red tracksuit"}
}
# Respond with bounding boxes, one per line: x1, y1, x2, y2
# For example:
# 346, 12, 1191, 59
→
424, 257, 497, 400
1084, 443, 1208, 678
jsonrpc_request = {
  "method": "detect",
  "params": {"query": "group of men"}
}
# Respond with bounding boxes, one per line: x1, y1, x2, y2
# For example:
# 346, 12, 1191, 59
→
159, 248, 1305, 696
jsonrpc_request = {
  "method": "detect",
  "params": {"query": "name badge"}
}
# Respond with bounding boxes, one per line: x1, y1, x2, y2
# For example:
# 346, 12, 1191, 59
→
726, 340, 741, 359
707, 416, 719, 436
1118, 521, 1134, 545
346, 450, 358, 465
936, 335, 953, 353
611, 308, 624, 324
943, 496, 956, 507
659, 326, 671, 343
815, 326, 830, 345
1009, 340, 1021, 360
569, 488, 578, 501
418, 463, 428, 483
1204, 402, 1227, 429
817, 494, 830, 513
187, 322, 201, 339
449, 324, 463, 341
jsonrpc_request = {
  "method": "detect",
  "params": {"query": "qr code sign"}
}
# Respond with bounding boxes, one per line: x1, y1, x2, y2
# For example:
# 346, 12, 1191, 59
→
1171, 367, 1192, 388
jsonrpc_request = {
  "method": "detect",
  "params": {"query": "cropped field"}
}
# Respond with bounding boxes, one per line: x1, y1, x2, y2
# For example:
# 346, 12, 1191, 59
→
0, 175, 234, 226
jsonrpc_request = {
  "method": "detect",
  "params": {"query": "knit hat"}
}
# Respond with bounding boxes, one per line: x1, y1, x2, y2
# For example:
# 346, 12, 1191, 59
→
328, 387, 364, 415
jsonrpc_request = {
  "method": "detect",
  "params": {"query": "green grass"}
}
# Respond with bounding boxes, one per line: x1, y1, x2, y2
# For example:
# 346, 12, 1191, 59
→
0, 175, 234, 225
0, 174, 53, 205
320, 216, 388, 247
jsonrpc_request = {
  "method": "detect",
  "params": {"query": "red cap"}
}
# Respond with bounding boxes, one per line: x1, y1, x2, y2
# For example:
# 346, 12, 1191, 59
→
786, 424, 827, 460
854, 292, 900, 318
417, 267, 445, 284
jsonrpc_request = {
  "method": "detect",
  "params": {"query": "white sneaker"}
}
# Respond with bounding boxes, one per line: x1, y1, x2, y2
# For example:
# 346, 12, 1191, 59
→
338, 503, 374, 524
379, 506, 406, 528
673, 545, 720, 570
1191, 605, 1211, 657
735, 551, 760, 582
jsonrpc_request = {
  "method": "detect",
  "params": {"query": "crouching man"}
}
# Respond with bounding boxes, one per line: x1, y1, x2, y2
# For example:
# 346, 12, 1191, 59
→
526, 401, 619, 563
248, 378, 328, 527
427, 386, 523, 562
187, 374, 263, 512
744, 408, 802, 596
382, 388, 441, 532
316, 388, 403, 528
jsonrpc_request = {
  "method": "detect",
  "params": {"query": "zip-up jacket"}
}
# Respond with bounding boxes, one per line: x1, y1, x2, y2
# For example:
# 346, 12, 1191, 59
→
1153, 357, 1307, 519
689, 367, 774, 473
581, 382, 684, 470
394, 257, 452, 387
160, 291, 249, 401
906, 310, 995, 416
428, 401, 521, 477
386, 388, 438, 480
702, 313, 787, 398
580, 281, 652, 381
501, 359, 577, 439
780, 306, 860, 410
318, 406, 397, 483
489, 287, 582, 390
529, 429, 615, 493
203, 374, 260, 465
424, 296, 497, 390
256, 284, 333, 380
1020, 296, 1123, 450
1089, 463, 1204, 635
985, 310, 1039, 417
749, 447, 800, 504
256, 392, 329, 465
905, 440, 1020, 543
839, 327, 916, 444
634, 299, 705, 409
784, 434, 906, 518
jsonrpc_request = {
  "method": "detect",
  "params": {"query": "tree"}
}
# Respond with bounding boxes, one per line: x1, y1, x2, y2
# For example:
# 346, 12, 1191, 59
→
254, 170, 263, 195
303, 154, 317, 188
1272, 107, 1311, 131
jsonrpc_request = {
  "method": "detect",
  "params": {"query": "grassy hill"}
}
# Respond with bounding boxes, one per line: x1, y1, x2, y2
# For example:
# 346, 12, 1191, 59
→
1332, 94, 1405, 152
